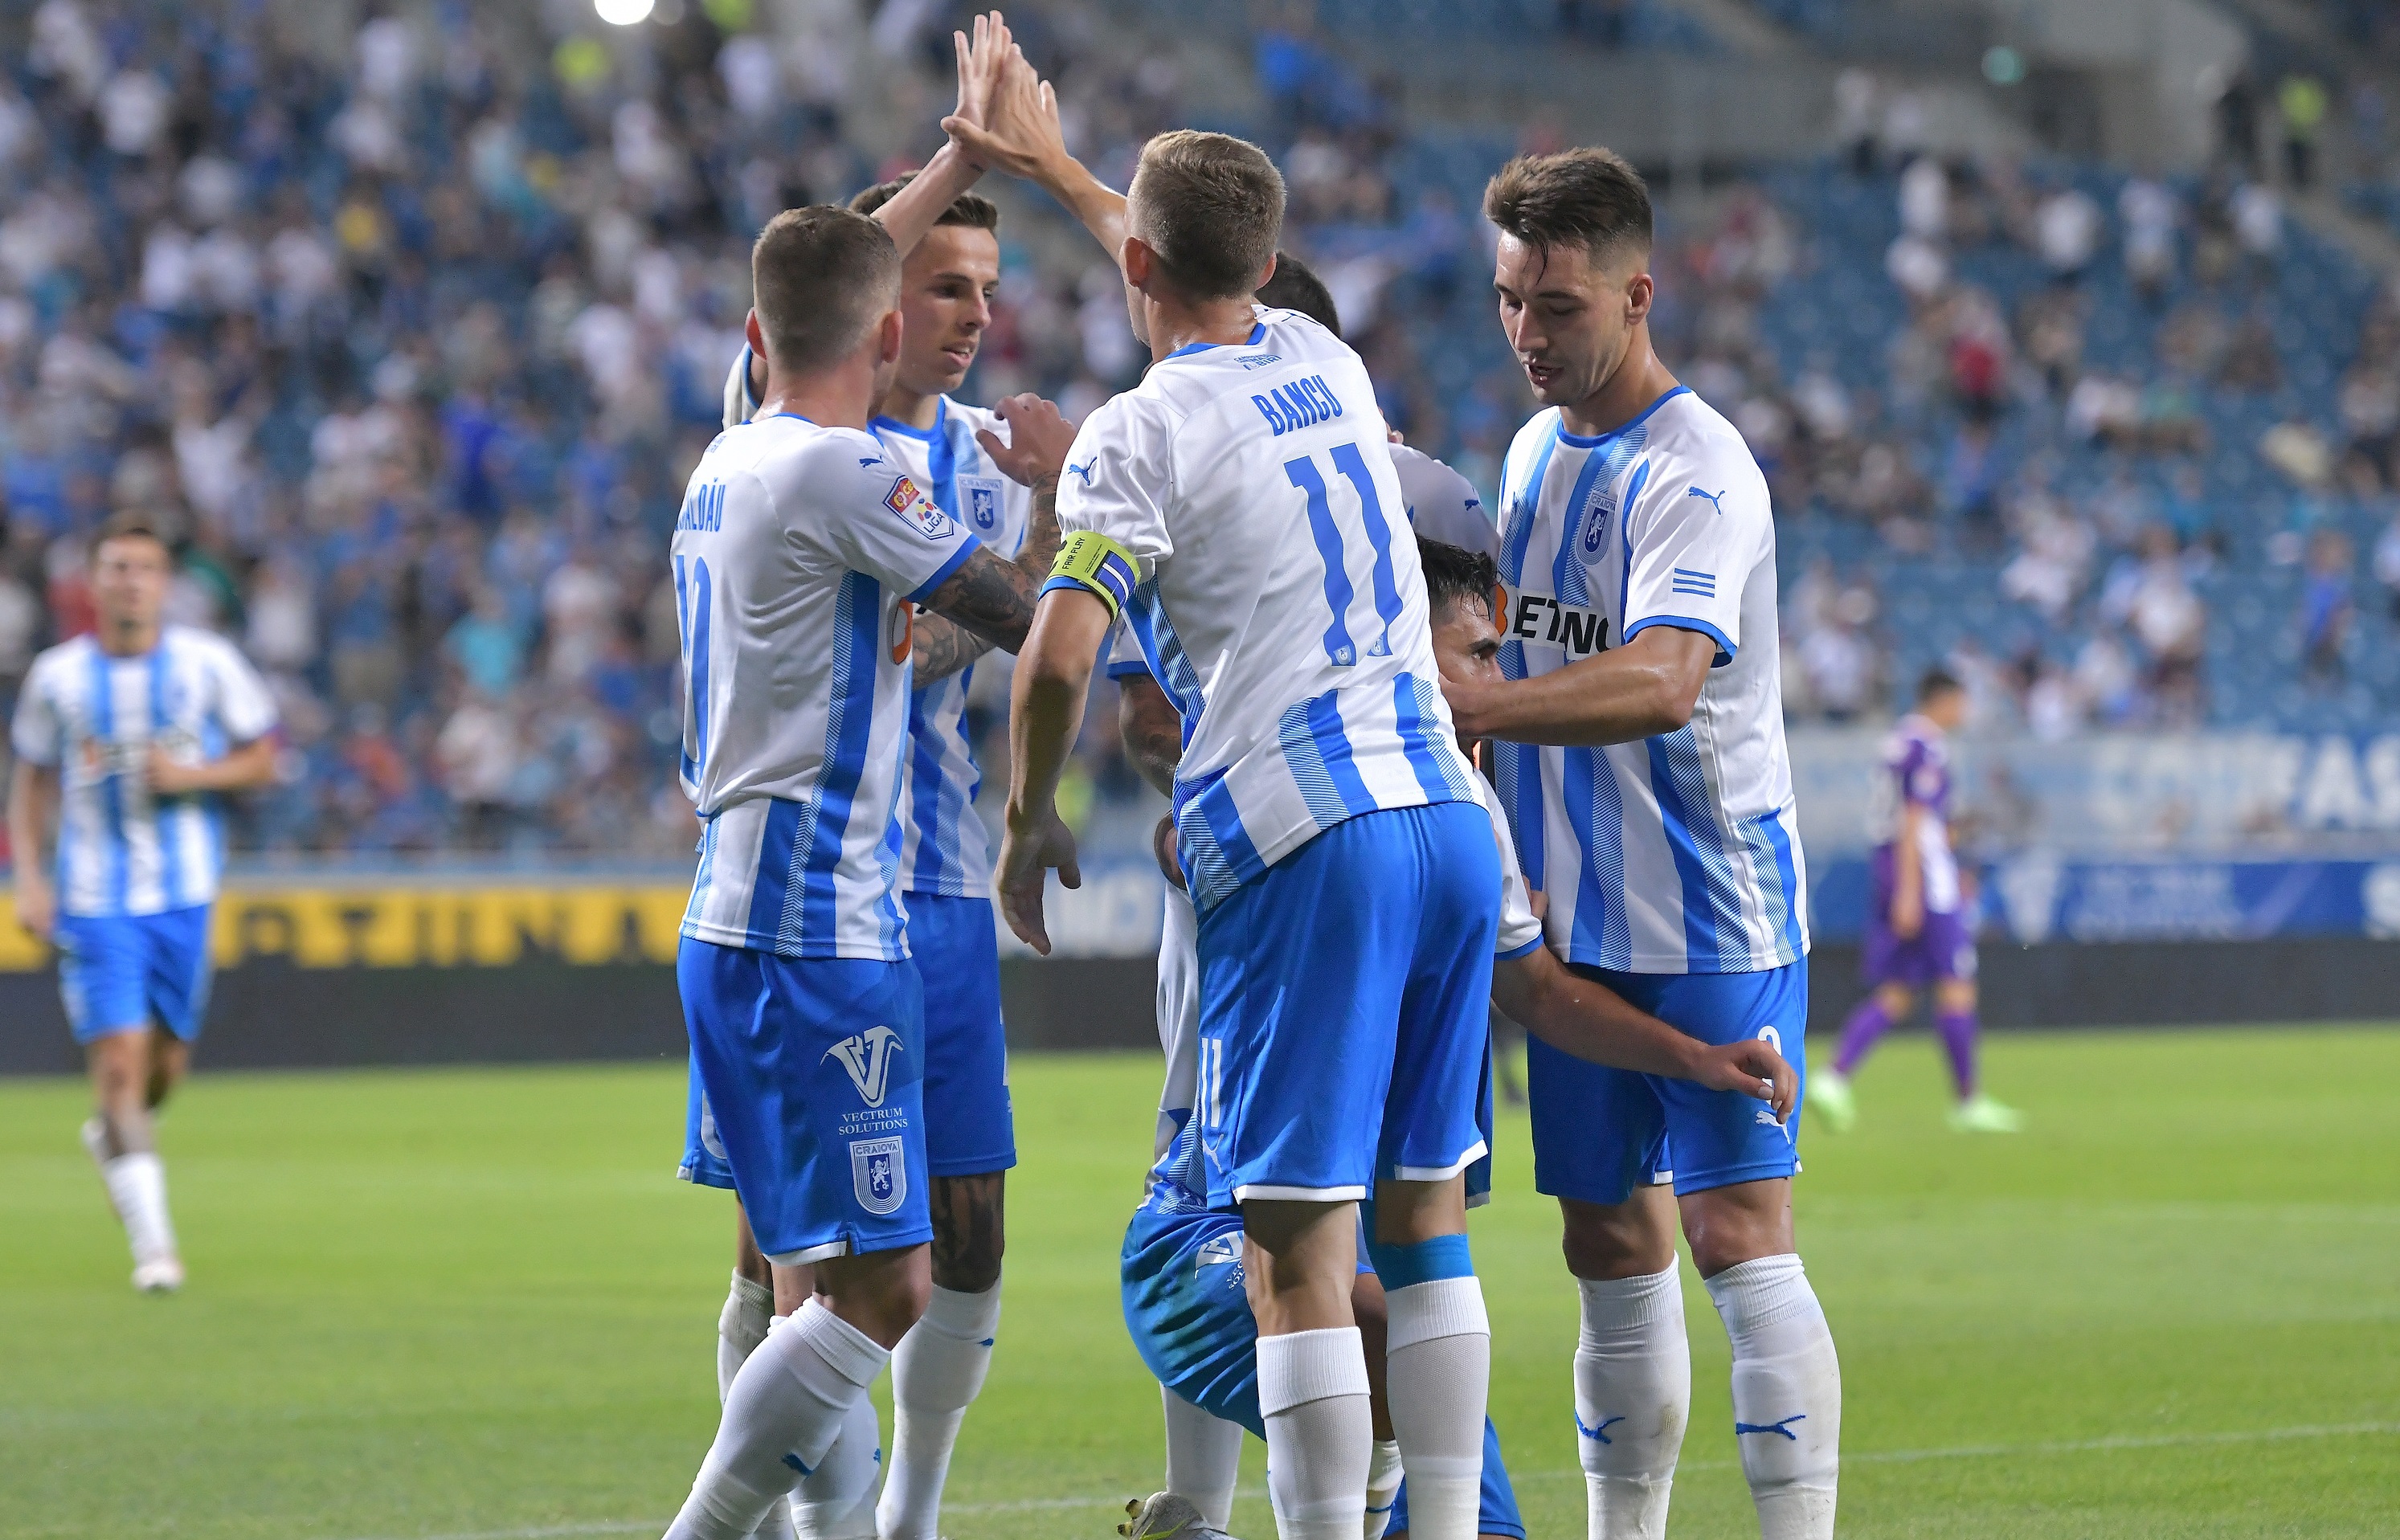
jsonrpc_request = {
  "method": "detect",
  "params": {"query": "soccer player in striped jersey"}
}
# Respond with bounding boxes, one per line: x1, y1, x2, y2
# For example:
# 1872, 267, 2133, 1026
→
1110, 537, 1795, 1540
716, 167, 1066, 1540
1439, 149, 1838, 1540
656, 55, 1074, 1539
9, 513, 278, 1293
995, 129, 1498, 1540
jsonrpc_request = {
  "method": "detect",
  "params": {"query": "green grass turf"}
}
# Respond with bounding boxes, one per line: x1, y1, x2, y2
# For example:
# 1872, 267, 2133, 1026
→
2, 1027, 2397, 1539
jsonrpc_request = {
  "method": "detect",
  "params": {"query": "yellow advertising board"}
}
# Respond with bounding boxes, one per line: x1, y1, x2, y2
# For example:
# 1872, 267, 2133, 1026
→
0, 884, 690, 973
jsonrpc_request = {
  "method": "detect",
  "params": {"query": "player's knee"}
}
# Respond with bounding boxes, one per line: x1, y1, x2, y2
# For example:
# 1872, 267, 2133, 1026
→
1560, 1195, 1677, 1281
1933, 978, 1977, 1015
1680, 1183, 1794, 1279
928, 1172, 1004, 1293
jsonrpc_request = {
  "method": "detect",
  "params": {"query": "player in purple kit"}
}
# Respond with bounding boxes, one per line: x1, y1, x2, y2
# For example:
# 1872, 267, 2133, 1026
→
1809, 668, 2021, 1134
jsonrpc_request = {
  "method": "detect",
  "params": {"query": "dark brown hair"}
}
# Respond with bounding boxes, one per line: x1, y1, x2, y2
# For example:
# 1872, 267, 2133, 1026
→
1483, 148, 1653, 266
750, 206, 902, 374
1128, 130, 1286, 300
1417, 537, 1500, 623
848, 174, 1001, 233
1257, 250, 1339, 333
89, 510, 173, 562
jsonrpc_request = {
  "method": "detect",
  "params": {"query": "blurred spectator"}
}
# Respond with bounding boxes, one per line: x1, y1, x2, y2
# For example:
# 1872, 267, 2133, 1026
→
2279, 73, 2327, 190
2118, 176, 2179, 304
2301, 529, 2356, 682
2373, 507, 2400, 621
2034, 184, 2101, 283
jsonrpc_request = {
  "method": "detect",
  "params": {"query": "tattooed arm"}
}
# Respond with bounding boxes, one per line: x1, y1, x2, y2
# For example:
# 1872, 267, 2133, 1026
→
911, 394, 1076, 680
917, 547, 1041, 656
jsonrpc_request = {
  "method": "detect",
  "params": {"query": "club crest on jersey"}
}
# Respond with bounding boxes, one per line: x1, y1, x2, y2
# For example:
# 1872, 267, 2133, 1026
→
824, 1024, 905, 1107
1578, 493, 1613, 563
850, 1136, 907, 1215
963, 477, 1002, 530
884, 476, 952, 538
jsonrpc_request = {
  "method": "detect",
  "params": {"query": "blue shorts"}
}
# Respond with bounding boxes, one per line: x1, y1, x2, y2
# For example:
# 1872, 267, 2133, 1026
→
1194, 803, 1498, 1204
1528, 958, 1808, 1204
56, 906, 215, 1044
677, 937, 933, 1264
1119, 1203, 1522, 1537
904, 893, 1016, 1177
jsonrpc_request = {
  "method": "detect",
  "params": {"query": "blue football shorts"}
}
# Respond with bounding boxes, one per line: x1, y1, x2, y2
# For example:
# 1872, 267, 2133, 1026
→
55, 905, 215, 1044
1192, 802, 1499, 1205
1118, 1203, 1522, 1537
677, 937, 932, 1264
1528, 958, 1809, 1204
902, 893, 1016, 1178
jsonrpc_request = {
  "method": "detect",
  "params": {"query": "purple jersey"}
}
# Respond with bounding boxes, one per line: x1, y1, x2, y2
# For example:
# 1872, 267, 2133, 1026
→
1868, 713, 1959, 916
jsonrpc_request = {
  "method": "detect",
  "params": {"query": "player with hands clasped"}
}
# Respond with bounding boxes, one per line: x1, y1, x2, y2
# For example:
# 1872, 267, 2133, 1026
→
8, 513, 279, 1294
658, 18, 1072, 1540
1438, 149, 1839, 1540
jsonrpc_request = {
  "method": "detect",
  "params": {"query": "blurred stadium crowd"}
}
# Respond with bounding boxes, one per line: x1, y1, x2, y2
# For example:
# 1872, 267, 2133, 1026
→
3, 0, 2399, 862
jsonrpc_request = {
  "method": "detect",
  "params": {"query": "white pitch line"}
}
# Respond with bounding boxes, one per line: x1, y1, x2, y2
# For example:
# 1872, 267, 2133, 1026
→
323, 1420, 2400, 1540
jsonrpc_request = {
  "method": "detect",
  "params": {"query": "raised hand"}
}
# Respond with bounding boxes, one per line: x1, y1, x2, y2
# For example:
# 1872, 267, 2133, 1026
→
976, 394, 1077, 488
943, 49, 1064, 182
951, 10, 1016, 149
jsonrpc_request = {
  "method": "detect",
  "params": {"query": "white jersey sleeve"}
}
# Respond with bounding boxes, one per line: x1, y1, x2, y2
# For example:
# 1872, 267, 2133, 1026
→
198, 632, 277, 742
1055, 391, 1177, 587
1392, 442, 1498, 561
824, 451, 986, 603
10, 651, 62, 765
1103, 612, 1154, 680
1618, 451, 1771, 667
1478, 776, 1543, 958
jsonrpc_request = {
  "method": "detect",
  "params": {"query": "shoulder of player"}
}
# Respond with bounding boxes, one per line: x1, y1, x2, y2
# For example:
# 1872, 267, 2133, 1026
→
745, 422, 897, 500
1635, 395, 1771, 511
1501, 408, 1565, 476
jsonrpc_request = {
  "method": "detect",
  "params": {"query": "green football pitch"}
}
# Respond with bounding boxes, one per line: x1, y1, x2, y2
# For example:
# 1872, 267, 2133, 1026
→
3, 1027, 2396, 1540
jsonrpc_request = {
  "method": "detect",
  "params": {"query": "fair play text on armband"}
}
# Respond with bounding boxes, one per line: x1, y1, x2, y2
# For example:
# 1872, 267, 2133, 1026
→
1041, 532, 1138, 619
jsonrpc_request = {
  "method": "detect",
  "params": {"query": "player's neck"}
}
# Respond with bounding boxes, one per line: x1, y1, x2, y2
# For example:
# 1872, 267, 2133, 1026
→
876, 386, 942, 431
1559, 327, 1681, 439
1145, 296, 1259, 362
758, 353, 875, 431
97, 618, 161, 658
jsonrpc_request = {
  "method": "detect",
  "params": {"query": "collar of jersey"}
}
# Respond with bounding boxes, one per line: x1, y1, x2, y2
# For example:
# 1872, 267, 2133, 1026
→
1556, 385, 1690, 449
870, 397, 947, 441
1161, 321, 1269, 362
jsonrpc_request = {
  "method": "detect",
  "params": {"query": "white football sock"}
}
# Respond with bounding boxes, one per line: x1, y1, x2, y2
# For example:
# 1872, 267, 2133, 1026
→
664, 1300, 890, 1540
1381, 1277, 1490, 1540
790, 1389, 882, 1539
710, 1276, 791, 1540
1163, 1383, 1244, 1530
1257, 1326, 1373, 1540
876, 1278, 1001, 1540
1575, 1264, 1691, 1540
101, 1152, 176, 1264
1363, 1439, 1404, 1540
1704, 1256, 1840, 1540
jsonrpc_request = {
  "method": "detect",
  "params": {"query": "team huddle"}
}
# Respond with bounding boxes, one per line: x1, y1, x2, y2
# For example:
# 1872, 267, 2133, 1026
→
655, 17, 1836, 1540
5, 12, 1842, 1540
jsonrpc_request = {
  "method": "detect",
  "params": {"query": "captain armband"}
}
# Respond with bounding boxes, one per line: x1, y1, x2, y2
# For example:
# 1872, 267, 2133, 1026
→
1041, 531, 1139, 619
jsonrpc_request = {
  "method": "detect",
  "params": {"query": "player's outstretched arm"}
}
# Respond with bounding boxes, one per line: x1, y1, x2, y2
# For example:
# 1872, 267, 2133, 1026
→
6, 761, 58, 941
1444, 623, 1716, 746
1491, 946, 1795, 1119
942, 55, 1128, 268
996, 587, 1114, 953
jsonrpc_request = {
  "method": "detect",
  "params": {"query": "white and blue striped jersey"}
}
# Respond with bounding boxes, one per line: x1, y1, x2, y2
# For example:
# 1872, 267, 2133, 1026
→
10, 627, 276, 918
870, 400, 1031, 899
672, 413, 983, 960
1056, 307, 1478, 911
1491, 388, 1809, 974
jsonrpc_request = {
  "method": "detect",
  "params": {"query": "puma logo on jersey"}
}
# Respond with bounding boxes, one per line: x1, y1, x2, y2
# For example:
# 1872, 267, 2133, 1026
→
1066, 459, 1098, 485
1687, 486, 1728, 515
823, 1024, 905, 1107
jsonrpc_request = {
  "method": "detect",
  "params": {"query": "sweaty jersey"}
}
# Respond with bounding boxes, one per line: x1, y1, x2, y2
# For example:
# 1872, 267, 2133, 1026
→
1870, 713, 1960, 914
11, 626, 276, 918
1054, 307, 1478, 912
1491, 387, 1809, 974
1392, 442, 1498, 560
1140, 774, 1544, 1217
672, 413, 983, 960
869, 400, 1032, 899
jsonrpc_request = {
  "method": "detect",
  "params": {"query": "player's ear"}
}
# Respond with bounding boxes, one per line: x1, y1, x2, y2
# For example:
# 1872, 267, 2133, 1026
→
877, 307, 904, 366
1624, 268, 1655, 325
1121, 235, 1155, 291
743, 308, 765, 356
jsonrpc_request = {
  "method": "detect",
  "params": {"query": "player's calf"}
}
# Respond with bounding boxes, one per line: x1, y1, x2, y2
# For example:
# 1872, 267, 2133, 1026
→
1242, 1199, 1374, 1540
1368, 1178, 1490, 1540
881, 1170, 1005, 1540
1559, 1191, 1689, 1540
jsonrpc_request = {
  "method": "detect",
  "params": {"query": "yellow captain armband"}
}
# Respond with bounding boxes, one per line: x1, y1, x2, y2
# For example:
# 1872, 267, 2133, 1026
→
1042, 531, 1139, 619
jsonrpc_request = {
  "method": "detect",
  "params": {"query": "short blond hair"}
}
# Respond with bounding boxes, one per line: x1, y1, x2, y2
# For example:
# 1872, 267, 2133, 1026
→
1128, 130, 1286, 300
